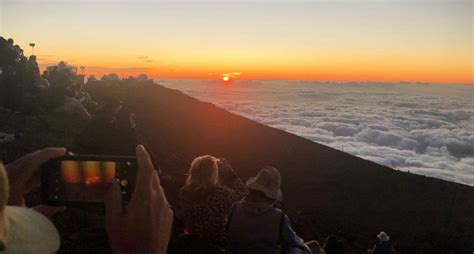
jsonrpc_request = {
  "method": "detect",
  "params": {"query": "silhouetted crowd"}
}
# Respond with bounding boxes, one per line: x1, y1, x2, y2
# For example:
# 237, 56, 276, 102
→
0, 37, 30, 109
0, 36, 92, 116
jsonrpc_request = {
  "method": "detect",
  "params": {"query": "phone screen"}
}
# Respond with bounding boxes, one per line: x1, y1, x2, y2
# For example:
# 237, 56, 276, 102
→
60, 160, 116, 202
42, 156, 136, 204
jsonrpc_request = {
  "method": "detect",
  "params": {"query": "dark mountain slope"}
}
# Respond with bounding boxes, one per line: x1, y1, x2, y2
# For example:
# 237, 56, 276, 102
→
89, 83, 474, 253
1, 82, 473, 253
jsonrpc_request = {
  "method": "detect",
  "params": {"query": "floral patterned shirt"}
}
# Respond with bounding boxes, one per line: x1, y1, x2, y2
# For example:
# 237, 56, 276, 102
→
177, 179, 247, 244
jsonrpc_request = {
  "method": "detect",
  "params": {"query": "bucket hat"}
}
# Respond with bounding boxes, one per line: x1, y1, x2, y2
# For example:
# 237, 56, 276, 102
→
377, 232, 390, 242
0, 164, 60, 253
246, 166, 282, 201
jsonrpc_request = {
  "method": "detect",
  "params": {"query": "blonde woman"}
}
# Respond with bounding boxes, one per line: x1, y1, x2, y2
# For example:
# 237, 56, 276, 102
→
176, 155, 246, 250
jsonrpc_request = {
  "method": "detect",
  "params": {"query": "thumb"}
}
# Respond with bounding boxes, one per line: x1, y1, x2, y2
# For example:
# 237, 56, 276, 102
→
104, 181, 122, 225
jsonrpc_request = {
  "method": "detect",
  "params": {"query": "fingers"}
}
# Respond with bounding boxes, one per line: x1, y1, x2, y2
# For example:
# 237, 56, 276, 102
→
155, 218, 173, 252
152, 170, 162, 190
152, 172, 169, 205
104, 181, 122, 223
136, 145, 154, 187
132, 145, 155, 203
152, 174, 173, 253
32, 148, 67, 166
154, 201, 173, 253
23, 148, 66, 191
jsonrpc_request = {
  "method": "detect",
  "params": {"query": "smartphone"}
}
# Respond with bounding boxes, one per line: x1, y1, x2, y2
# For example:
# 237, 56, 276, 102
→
41, 155, 137, 206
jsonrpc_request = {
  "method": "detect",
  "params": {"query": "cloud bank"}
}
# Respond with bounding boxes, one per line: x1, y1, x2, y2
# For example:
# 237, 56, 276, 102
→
162, 80, 474, 186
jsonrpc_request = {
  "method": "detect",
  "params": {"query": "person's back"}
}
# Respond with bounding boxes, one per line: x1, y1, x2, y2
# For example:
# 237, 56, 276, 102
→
226, 199, 284, 254
226, 167, 311, 254
178, 185, 243, 243
371, 232, 396, 254
372, 241, 396, 254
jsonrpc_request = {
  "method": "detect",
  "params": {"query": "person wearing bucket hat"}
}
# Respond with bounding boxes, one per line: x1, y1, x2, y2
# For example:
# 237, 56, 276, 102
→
245, 166, 283, 201
226, 166, 311, 254
369, 231, 396, 254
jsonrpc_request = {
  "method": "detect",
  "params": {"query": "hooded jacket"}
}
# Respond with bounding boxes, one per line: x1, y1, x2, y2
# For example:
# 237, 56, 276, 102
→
226, 199, 311, 254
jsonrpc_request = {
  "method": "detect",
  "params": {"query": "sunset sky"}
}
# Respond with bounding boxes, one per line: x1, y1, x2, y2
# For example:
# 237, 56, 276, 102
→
1, 0, 472, 84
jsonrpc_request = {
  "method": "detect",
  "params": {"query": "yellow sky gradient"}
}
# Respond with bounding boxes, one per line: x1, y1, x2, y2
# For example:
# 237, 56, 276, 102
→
2, 0, 472, 84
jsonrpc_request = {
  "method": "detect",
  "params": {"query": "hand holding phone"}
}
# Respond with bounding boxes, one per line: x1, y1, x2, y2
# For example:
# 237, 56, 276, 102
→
104, 145, 173, 254
6, 148, 66, 206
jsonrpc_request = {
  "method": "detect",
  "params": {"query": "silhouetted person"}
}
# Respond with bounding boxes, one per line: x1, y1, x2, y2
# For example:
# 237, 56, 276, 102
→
323, 235, 344, 254
76, 98, 135, 155
110, 105, 136, 154
226, 166, 311, 254
369, 232, 396, 254
0, 37, 27, 109
47, 65, 77, 105
23, 55, 41, 91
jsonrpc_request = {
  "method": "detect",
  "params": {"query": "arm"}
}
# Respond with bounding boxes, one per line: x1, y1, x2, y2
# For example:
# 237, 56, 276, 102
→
281, 214, 311, 254
226, 177, 247, 195
217, 158, 246, 194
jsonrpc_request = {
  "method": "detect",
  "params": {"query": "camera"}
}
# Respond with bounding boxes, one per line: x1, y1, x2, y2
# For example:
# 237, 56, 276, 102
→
41, 155, 137, 206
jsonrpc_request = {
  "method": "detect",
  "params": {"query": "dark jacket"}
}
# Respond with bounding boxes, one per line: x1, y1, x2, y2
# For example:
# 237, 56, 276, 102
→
226, 200, 311, 254
372, 241, 396, 254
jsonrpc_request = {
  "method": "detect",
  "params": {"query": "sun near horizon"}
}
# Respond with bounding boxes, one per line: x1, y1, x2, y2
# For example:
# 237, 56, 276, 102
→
1, 0, 472, 84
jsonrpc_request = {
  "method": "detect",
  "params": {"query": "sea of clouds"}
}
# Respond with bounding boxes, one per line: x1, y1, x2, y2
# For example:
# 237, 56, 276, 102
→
161, 80, 474, 186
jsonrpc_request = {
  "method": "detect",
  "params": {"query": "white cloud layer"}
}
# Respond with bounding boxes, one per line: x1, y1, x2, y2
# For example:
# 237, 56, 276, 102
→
162, 80, 474, 186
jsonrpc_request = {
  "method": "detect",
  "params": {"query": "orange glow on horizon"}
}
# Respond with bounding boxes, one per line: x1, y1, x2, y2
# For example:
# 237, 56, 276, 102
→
44, 64, 472, 84
6, 0, 472, 85
37, 52, 473, 84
